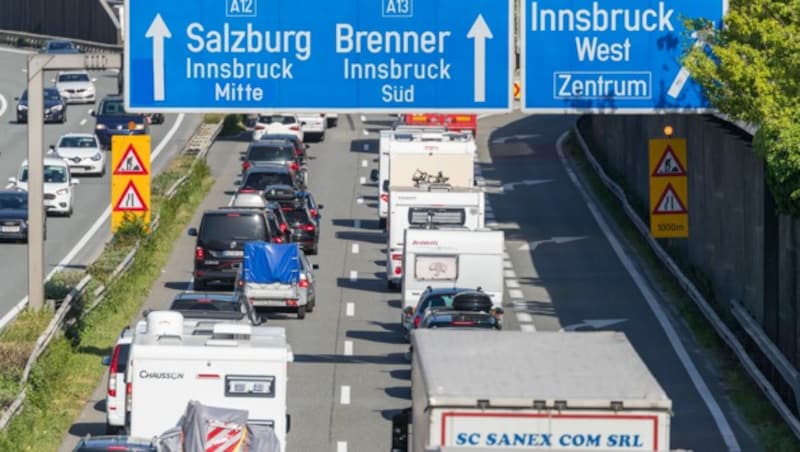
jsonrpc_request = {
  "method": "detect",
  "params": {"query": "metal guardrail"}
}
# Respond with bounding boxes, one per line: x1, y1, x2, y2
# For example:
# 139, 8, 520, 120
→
0, 118, 222, 432
572, 123, 800, 440
0, 29, 121, 53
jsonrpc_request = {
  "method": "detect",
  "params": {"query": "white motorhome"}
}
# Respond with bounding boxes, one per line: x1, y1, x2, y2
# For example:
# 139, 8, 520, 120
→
377, 128, 474, 228
126, 311, 293, 451
401, 228, 503, 307
386, 186, 485, 291
403, 330, 673, 452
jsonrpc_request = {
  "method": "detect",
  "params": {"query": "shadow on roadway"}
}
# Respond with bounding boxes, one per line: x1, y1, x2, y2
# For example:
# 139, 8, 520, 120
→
164, 281, 192, 291
350, 138, 378, 153
388, 369, 410, 380
69, 421, 106, 438
384, 386, 411, 400
335, 230, 385, 244
293, 352, 406, 365
332, 218, 380, 230
337, 277, 387, 293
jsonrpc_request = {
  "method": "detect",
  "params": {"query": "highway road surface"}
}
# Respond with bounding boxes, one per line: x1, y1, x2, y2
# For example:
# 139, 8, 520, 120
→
0, 46, 201, 327
60, 113, 758, 451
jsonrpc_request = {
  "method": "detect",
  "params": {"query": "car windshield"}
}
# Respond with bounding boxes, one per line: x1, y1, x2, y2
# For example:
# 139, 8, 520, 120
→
99, 100, 127, 116
242, 172, 293, 191
19, 90, 62, 102
58, 73, 90, 83
258, 115, 296, 125
199, 214, 267, 243
247, 145, 295, 162
20, 164, 68, 184
59, 136, 97, 148
419, 294, 456, 312
283, 208, 310, 225
0, 193, 27, 210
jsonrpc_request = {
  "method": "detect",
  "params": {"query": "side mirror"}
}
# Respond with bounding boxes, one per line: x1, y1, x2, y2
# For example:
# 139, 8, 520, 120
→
300, 121, 307, 126
13, 97, 19, 101
493, 307, 505, 316
8, 177, 16, 184
304, 144, 310, 150
187, 227, 198, 236
91, 78, 97, 82
71, 179, 80, 185
316, 204, 324, 210
369, 169, 379, 182
101, 355, 111, 366
51, 78, 56, 84
312, 264, 319, 270
89, 109, 96, 116
403, 306, 414, 315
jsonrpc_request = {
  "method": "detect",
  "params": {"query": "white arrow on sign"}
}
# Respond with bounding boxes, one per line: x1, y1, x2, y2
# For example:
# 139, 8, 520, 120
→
518, 236, 589, 251
559, 319, 627, 332
467, 14, 493, 103
667, 31, 707, 99
501, 179, 553, 192
146, 14, 171, 102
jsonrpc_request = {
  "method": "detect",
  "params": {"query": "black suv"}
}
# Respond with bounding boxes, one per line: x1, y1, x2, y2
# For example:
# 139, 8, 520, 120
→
282, 202, 320, 255
239, 164, 302, 192
188, 208, 275, 290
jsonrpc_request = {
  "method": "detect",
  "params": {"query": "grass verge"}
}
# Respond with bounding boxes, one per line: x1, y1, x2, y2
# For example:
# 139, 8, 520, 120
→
563, 130, 799, 451
0, 160, 213, 450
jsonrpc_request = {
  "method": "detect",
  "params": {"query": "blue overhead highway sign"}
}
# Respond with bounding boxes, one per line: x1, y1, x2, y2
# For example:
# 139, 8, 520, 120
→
521, 0, 725, 113
125, 0, 513, 113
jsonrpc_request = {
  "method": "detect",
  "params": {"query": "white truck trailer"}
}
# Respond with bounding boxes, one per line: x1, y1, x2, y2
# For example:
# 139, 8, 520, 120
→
377, 129, 475, 229
403, 330, 672, 451
401, 228, 503, 308
127, 310, 293, 451
386, 186, 485, 291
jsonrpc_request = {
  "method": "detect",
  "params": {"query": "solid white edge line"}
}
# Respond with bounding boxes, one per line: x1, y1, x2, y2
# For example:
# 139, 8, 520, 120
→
555, 131, 741, 451
351, 243, 359, 254
340, 385, 351, 405
346, 302, 355, 317
343, 340, 353, 356
516, 312, 533, 323
0, 93, 6, 118
337, 441, 348, 452
349, 270, 358, 282
0, 114, 186, 331
520, 324, 536, 333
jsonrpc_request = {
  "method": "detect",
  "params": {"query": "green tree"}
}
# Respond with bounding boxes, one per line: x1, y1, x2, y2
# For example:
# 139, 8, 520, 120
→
683, 0, 800, 216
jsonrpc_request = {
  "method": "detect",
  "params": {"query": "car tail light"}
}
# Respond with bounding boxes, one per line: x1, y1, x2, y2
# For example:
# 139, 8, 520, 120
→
452, 320, 476, 326
299, 278, 309, 288
380, 193, 389, 203
242, 161, 251, 171
125, 382, 132, 412
195, 246, 204, 261
289, 161, 299, 172
273, 237, 283, 243
303, 224, 315, 232
280, 223, 288, 233
391, 253, 402, 261
414, 316, 422, 328
286, 299, 298, 306
238, 188, 255, 193
290, 125, 299, 131
255, 124, 265, 130
394, 267, 403, 275
310, 208, 318, 217
107, 345, 120, 397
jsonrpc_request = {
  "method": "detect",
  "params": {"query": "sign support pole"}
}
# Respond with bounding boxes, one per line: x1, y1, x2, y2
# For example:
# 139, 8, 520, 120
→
25, 53, 121, 310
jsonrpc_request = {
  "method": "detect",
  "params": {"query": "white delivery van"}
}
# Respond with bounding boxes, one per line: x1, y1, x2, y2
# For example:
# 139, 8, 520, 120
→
401, 228, 502, 307
405, 330, 673, 452
386, 186, 485, 291
127, 311, 293, 451
377, 129, 474, 229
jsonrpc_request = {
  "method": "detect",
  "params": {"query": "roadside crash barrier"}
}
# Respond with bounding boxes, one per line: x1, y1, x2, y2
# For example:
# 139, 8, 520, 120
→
572, 121, 800, 441
0, 118, 222, 433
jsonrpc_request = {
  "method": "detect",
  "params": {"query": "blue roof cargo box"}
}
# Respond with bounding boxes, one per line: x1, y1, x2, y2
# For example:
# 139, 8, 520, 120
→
242, 242, 301, 284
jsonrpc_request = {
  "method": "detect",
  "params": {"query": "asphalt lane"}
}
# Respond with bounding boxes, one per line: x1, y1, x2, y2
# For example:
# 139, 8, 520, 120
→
59, 111, 759, 452
0, 47, 201, 320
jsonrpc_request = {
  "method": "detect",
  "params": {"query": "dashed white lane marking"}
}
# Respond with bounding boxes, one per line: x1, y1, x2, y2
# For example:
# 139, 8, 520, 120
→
346, 302, 355, 317
361, 159, 368, 167
516, 312, 533, 323
362, 143, 369, 151
344, 340, 353, 356
354, 219, 361, 229
349, 270, 358, 282
362, 129, 369, 136
503, 269, 517, 278
87, 108, 93, 114
0, 93, 6, 118
503, 251, 510, 259
503, 260, 512, 269
351, 243, 359, 254
337, 441, 348, 452
360, 115, 366, 122
520, 324, 536, 333
357, 197, 364, 204
506, 279, 520, 288
340, 385, 351, 405
509, 289, 525, 299
359, 176, 366, 184
79, 118, 86, 126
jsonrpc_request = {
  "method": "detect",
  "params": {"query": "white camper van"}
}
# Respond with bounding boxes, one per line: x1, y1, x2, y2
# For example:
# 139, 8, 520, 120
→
126, 311, 293, 451
401, 228, 503, 307
386, 186, 485, 291
377, 129, 474, 228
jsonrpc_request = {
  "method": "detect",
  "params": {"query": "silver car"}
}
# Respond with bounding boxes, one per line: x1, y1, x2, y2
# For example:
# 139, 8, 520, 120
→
53, 70, 96, 104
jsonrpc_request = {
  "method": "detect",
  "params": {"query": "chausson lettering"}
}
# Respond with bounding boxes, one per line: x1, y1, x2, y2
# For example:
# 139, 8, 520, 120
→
139, 370, 184, 380
411, 240, 438, 246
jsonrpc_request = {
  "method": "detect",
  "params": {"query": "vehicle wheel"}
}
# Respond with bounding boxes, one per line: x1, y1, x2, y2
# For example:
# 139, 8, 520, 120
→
327, 118, 338, 128
66, 206, 73, 217
193, 279, 206, 291
297, 305, 306, 319
387, 280, 400, 291
379, 218, 387, 230
309, 245, 318, 256
306, 300, 315, 313
105, 424, 120, 435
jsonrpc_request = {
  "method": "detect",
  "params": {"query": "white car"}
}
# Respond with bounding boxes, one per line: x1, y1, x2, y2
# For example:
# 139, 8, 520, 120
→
54, 133, 105, 176
298, 113, 326, 142
9, 157, 79, 216
53, 70, 96, 104
252, 113, 304, 142
103, 328, 132, 434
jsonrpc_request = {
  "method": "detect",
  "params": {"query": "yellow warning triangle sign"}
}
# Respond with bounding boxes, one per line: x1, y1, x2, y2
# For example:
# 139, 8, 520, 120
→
652, 183, 687, 215
113, 144, 148, 175
651, 145, 686, 177
113, 180, 148, 212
